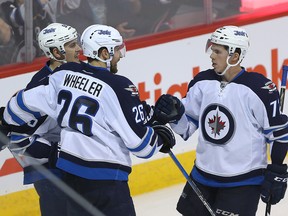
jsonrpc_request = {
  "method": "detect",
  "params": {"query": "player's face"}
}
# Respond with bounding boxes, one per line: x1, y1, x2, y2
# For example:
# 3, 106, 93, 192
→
64, 39, 81, 63
110, 46, 124, 74
209, 44, 229, 74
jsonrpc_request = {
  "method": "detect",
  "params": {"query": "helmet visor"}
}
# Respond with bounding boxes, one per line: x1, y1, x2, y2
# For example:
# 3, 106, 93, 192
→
115, 43, 126, 58
76, 33, 82, 49
205, 39, 213, 54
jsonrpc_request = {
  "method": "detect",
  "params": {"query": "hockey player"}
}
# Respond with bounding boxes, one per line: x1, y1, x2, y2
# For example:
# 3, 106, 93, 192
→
2, 23, 81, 216
3, 24, 175, 216
153, 25, 288, 216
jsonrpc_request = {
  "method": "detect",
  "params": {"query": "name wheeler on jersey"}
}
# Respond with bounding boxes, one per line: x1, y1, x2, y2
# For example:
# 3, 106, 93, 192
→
4, 62, 166, 181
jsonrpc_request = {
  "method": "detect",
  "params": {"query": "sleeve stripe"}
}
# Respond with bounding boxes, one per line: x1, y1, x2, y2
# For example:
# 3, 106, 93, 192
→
263, 121, 288, 135
16, 90, 42, 119
136, 142, 157, 159
10, 134, 28, 142
267, 135, 288, 142
187, 114, 199, 128
7, 101, 26, 125
128, 127, 153, 152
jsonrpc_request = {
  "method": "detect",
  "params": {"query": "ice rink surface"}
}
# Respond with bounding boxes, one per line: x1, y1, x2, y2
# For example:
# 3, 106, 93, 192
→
133, 183, 288, 216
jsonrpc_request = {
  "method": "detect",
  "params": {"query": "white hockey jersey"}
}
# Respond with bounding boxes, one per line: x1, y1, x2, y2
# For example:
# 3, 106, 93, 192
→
171, 68, 288, 185
4, 62, 165, 181
6, 62, 62, 184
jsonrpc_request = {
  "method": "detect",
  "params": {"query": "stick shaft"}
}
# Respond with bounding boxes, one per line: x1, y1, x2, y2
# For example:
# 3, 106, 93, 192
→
265, 202, 271, 216
265, 65, 288, 216
168, 150, 216, 216
280, 65, 288, 112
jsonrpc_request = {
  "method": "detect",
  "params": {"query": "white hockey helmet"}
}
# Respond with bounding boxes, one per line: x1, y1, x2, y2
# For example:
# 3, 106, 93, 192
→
80, 24, 125, 62
38, 23, 78, 60
206, 25, 250, 62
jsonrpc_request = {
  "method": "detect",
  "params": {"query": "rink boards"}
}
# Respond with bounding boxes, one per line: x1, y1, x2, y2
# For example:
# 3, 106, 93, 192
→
1, 8, 288, 215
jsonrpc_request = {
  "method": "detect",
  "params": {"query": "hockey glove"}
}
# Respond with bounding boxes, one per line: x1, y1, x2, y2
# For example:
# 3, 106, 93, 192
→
0, 107, 10, 151
140, 101, 155, 126
153, 94, 185, 125
153, 124, 175, 153
0, 123, 9, 151
261, 164, 288, 205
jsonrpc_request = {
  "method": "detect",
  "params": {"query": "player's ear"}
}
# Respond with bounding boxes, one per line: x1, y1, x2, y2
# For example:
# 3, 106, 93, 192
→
99, 48, 110, 61
230, 52, 240, 64
51, 48, 64, 60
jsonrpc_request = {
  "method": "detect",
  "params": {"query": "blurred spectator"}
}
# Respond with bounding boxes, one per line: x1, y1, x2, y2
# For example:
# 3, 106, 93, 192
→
0, 0, 52, 66
49, 0, 179, 39
0, 0, 243, 66
43, 0, 106, 34
43, 0, 81, 20
213, 0, 241, 19
106, 0, 182, 39
0, 18, 11, 45
105, 0, 140, 38
192, 0, 242, 19
0, 17, 14, 66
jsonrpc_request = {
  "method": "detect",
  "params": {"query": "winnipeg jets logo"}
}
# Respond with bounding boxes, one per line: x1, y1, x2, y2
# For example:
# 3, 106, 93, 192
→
201, 104, 235, 145
261, 81, 277, 93
125, 85, 139, 96
208, 109, 226, 137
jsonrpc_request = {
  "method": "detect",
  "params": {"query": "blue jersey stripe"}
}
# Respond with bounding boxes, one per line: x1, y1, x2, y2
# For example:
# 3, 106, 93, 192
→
7, 101, 26, 125
16, 90, 42, 119
10, 134, 28, 142
187, 115, 199, 128
57, 158, 129, 181
23, 168, 63, 185
136, 142, 157, 159
191, 167, 264, 187
128, 127, 153, 152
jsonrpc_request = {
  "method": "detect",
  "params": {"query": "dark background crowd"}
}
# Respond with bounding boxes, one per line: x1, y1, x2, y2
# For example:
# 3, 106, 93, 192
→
0, 0, 242, 66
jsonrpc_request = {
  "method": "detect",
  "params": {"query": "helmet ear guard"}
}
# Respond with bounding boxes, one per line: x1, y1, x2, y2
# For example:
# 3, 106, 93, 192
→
38, 23, 78, 61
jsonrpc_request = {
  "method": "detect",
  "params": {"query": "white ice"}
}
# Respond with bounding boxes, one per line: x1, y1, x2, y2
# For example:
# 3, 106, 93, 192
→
133, 183, 288, 216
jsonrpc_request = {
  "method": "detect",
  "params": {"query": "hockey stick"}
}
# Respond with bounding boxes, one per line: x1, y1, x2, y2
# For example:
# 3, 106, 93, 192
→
265, 203, 271, 216
0, 131, 105, 216
168, 150, 216, 216
279, 65, 288, 112
265, 65, 288, 216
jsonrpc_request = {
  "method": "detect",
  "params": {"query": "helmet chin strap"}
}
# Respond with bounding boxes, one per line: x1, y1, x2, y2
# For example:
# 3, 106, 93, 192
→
105, 53, 114, 72
217, 55, 241, 76
94, 52, 113, 72
53, 57, 67, 64
106, 61, 111, 72
60, 59, 67, 64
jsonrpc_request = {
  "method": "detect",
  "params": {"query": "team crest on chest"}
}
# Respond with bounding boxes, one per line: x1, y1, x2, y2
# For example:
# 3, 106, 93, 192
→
125, 85, 139, 96
201, 104, 235, 145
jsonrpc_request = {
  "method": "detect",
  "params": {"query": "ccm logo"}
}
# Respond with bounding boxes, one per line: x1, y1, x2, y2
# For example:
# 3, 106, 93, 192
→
216, 209, 239, 216
274, 177, 288, 182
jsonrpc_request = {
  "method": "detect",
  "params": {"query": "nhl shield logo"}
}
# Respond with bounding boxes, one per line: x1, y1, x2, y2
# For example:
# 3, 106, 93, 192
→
201, 104, 235, 145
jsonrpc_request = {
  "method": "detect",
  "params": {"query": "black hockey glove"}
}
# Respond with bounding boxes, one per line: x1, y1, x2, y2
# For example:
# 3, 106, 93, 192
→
0, 107, 10, 151
153, 94, 185, 125
140, 101, 154, 126
0, 124, 9, 151
261, 164, 288, 205
153, 124, 175, 153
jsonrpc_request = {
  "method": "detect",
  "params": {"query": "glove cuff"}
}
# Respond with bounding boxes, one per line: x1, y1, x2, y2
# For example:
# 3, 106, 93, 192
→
267, 164, 287, 174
